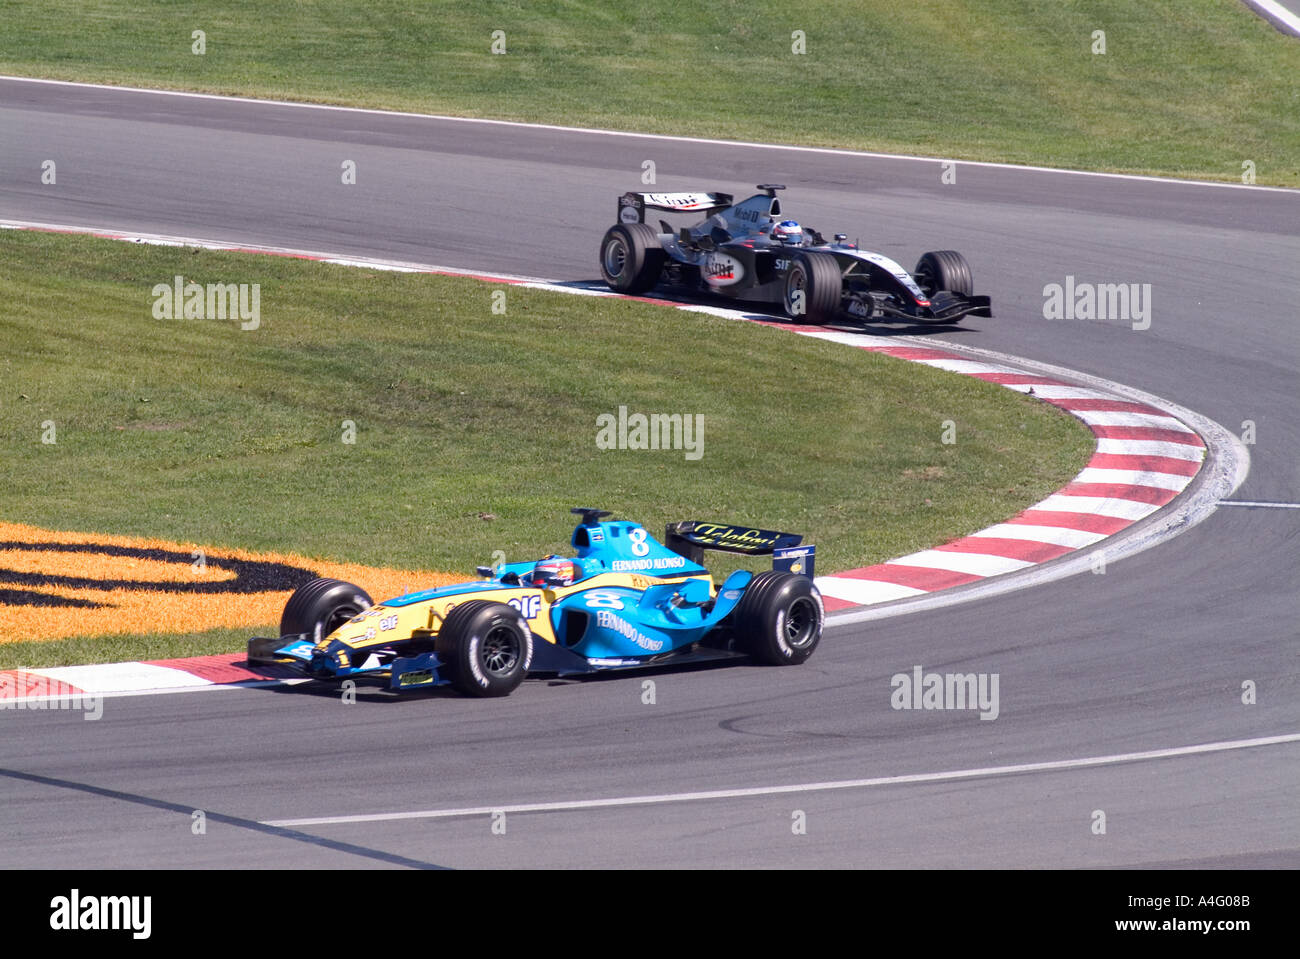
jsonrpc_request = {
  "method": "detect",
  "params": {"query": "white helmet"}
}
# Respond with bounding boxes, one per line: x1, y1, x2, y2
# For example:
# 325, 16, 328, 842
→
772, 220, 804, 245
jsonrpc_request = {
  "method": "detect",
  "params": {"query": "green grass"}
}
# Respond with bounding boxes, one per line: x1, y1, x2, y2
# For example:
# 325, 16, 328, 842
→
0, 1, 1295, 185
0, 627, 250, 671
0, 229, 1093, 666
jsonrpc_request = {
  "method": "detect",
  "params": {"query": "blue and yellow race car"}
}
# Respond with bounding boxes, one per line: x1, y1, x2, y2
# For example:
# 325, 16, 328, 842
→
248, 508, 823, 697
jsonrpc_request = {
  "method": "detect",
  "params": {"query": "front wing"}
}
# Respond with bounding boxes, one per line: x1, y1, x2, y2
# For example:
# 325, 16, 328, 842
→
247, 633, 452, 691
246, 629, 747, 689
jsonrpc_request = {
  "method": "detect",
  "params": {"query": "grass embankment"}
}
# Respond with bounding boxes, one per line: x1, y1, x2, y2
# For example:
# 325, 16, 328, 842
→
0, 230, 1093, 666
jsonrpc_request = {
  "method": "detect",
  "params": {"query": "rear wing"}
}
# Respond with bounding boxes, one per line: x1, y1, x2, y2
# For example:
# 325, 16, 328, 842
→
618, 191, 733, 225
664, 521, 815, 578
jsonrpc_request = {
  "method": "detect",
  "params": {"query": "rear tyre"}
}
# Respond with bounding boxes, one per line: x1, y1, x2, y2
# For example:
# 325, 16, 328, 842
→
913, 250, 973, 297
599, 222, 666, 294
280, 578, 373, 641
732, 571, 824, 665
435, 600, 534, 697
782, 251, 842, 324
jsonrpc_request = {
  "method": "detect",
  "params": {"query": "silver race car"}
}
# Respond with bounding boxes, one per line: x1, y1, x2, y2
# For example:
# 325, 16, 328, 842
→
599, 184, 992, 324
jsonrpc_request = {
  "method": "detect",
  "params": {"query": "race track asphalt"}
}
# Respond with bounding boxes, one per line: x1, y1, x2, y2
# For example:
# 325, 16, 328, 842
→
1, 78, 1296, 867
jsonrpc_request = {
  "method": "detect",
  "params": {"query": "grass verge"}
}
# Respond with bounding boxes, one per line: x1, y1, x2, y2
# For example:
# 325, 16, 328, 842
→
0, 229, 1093, 667
0, 627, 250, 672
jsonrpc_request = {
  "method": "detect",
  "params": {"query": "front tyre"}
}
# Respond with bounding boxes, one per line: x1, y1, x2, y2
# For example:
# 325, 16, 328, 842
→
599, 222, 666, 294
435, 600, 534, 697
913, 250, 973, 297
280, 578, 373, 641
782, 251, 842, 324
733, 571, 824, 665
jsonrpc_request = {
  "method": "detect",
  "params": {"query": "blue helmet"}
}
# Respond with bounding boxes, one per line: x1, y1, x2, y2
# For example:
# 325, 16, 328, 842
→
772, 220, 804, 245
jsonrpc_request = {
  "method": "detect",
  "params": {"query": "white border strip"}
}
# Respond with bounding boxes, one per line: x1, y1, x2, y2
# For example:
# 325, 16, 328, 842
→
1241, 0, 1300, 36
2, 74, 1297, 194
827, 342, 1250, 626
0, 676, 309, 706
1218, 500, 1300, 508
263, 731, 1300, 826
32, 661, 212, 692
0, 220, 547, 282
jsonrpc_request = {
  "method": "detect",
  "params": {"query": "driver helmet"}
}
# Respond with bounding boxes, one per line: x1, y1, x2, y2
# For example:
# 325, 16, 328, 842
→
772, 220, 804, 245
528, 556, 578, 588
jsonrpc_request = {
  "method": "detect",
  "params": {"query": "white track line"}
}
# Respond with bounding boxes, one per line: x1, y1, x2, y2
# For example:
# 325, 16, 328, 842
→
2, 74, 1297, 193
1242, 0, 1300, 36
262, 731, 1300, 827
1217, 500, 1300, 508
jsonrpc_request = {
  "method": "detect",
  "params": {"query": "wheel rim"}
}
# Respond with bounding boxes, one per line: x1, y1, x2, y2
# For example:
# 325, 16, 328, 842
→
481, 624, 522, 674
323, 603, 363, 636
783, 597, 819, 649
603, 237, 628, 278
915, 262, 935, 296
785, 264, 807, 313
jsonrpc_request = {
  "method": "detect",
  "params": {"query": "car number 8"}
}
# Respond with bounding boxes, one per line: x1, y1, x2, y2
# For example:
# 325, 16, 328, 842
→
584, 590, 625, 610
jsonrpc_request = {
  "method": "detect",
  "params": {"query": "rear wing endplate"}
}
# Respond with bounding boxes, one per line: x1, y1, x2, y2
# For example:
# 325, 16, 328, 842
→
665, 521, 815, 578
618, 191, 733, 224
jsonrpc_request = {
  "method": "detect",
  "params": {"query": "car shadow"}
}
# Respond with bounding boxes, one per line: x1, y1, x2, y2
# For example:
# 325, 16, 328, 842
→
561, 279, 985, 337
237, 654, 758, 703
237, 661, 464, 704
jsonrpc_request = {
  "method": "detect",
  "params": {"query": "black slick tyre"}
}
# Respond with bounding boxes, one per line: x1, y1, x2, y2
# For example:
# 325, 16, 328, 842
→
914, 250, 973, 297
280, 578, 373, 641
782, 251, 842, 324
732, 571, 824, 665
435, 600, 534, 697
599, 222, 666, 294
